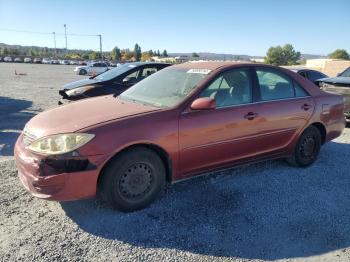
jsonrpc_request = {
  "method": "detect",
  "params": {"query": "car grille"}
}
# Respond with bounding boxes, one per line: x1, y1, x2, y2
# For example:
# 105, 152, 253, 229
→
22, 130, 37, 146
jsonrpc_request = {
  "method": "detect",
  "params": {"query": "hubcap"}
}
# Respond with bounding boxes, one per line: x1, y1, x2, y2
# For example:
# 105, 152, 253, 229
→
119, 163, 153, 200
300, 135, 316, 158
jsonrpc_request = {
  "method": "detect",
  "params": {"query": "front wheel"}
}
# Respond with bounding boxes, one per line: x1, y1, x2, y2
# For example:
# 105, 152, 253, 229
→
287, 125, 321, 167
99, 147, 166, 212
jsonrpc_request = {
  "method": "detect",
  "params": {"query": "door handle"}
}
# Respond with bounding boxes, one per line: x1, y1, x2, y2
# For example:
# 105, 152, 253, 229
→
301, 104, 311, 111
244, 112, 258, 120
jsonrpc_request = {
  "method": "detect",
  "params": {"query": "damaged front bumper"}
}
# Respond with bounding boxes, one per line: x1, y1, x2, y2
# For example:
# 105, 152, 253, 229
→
14, 134, 105, 201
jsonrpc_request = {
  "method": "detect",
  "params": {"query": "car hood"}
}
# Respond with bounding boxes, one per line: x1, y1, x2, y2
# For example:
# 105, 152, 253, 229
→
319, 77, 350, 85
63, 78, 101, 90
24, 95, 159, 139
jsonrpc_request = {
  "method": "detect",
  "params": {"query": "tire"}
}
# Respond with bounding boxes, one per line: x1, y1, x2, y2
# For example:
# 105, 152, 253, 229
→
79, 69, 87, 75
99, 147, 166, 212
287, 125, 321, 167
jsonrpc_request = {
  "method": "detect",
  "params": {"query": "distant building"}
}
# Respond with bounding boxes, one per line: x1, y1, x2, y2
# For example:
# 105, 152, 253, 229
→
305, 59, 350, 77
250, 58, 265, 63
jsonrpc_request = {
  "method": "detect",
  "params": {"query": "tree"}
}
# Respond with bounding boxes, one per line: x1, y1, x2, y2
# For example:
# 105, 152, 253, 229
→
88, 51, 98, 60
157, 50, 160, 56
148, 50, 154, 56
328, 49, 349, 60
133, 43, 142, 61
265, 44, 301, 66
141, 52, 152, 61
121, 49, 133, 61
2, 47, 9, 55
111, 46, 122, 61
28, 49, 37, 57
192, 52, 199, 58
162, 50, 168, 57
81, 53, 89, 59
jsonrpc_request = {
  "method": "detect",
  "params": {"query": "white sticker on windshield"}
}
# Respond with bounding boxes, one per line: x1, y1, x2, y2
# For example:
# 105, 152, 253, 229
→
187, 69, 212, 74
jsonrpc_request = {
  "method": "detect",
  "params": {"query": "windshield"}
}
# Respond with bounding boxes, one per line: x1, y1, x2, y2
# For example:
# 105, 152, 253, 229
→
340, 68, 350, 77
94, 64, 137, 81
119, 67, 210, 108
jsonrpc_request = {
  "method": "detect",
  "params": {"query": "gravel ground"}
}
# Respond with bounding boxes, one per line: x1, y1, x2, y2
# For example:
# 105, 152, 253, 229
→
1, 63, 350, 262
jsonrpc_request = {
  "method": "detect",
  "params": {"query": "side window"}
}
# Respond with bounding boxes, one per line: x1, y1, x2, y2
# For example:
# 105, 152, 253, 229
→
298, 71, 307, 78
307, 71, 324, 82
141, 67, 158, 78
256, 69, 294, 101
199, 68, 252, 107
294, 82, 309, 97
125, 69, 140, 80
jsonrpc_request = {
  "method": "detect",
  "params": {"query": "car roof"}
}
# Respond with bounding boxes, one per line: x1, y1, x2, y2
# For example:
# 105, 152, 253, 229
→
174, 61, 250, 70
123, 61, 170, 66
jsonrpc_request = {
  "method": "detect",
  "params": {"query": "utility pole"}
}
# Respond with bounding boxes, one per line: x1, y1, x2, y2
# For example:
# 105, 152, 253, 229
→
98, 34, 102, 60
64, 24, 67, 53
52, 32, 56, 57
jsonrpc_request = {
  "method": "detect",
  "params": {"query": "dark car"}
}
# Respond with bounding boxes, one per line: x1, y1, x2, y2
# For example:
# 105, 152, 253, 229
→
15, 62, 344, 211
285, 67, 328, 85
58, 62, 171, 104
318, 67, 350, 122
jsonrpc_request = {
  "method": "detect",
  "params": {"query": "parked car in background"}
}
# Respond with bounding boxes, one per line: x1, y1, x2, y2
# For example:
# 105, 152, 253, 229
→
284, 67, 328, 85
24, 57, 32, 63
0, 57, 2, 62
69, 60, 79, 65
59, 62, 170, 104
60, 60, 70, 65
51, 59, 59, 64
74, 61, 109, 75
33, 58, 42, 64
108, 61, 118, 67
4, 56, 13, 62
42, 58, 51, 64
318, 67, 350, 122
16, 62, 345, 211
14, 57, 23, 63
78, 61, 87, 66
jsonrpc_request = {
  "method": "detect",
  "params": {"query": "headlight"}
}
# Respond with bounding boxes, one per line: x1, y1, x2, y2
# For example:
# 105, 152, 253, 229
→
27, 133, 95, 155
66, 85, 95, 96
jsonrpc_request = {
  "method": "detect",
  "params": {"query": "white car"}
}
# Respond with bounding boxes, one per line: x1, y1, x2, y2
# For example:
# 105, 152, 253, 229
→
42, 58, 51, 64
60, 60, 70, 65
24, 57, 32, 63
4, 56, 13, 62
74, 62, 109, 75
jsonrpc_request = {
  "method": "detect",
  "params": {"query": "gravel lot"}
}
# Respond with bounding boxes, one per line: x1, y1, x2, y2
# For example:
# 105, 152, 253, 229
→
1, 63, 350, 262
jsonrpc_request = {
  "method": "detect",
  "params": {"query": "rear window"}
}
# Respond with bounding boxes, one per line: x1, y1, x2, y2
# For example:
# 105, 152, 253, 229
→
256, 69, 294, 101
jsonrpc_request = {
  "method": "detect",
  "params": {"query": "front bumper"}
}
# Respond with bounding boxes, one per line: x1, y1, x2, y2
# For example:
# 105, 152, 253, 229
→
14, 134, 106, 201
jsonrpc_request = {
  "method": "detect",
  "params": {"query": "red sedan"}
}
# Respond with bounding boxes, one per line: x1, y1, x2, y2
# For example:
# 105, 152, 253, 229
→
15, 62, 345, 211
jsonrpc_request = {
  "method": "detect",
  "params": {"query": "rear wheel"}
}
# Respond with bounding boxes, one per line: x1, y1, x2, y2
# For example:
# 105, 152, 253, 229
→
79, 69, 87, 75
287, 125, 321, 167
99, 147, 166, 212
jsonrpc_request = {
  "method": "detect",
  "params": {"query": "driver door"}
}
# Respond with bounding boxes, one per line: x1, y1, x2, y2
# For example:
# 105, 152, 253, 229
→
178, 68, 262, 176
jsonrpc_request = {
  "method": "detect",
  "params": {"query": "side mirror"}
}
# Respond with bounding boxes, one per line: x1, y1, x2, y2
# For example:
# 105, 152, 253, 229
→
190, 97, 216, 110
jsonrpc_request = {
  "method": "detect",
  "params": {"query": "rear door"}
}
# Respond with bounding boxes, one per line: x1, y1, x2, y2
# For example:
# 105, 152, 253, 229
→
253, 67, 315, 153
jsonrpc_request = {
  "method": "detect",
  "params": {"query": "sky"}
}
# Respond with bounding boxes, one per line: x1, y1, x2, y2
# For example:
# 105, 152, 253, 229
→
0, 0, 349, 56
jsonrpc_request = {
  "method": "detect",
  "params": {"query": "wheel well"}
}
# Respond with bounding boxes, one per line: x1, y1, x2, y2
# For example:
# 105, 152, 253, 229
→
97, 144, 172, 186
311, 122, 326, 144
